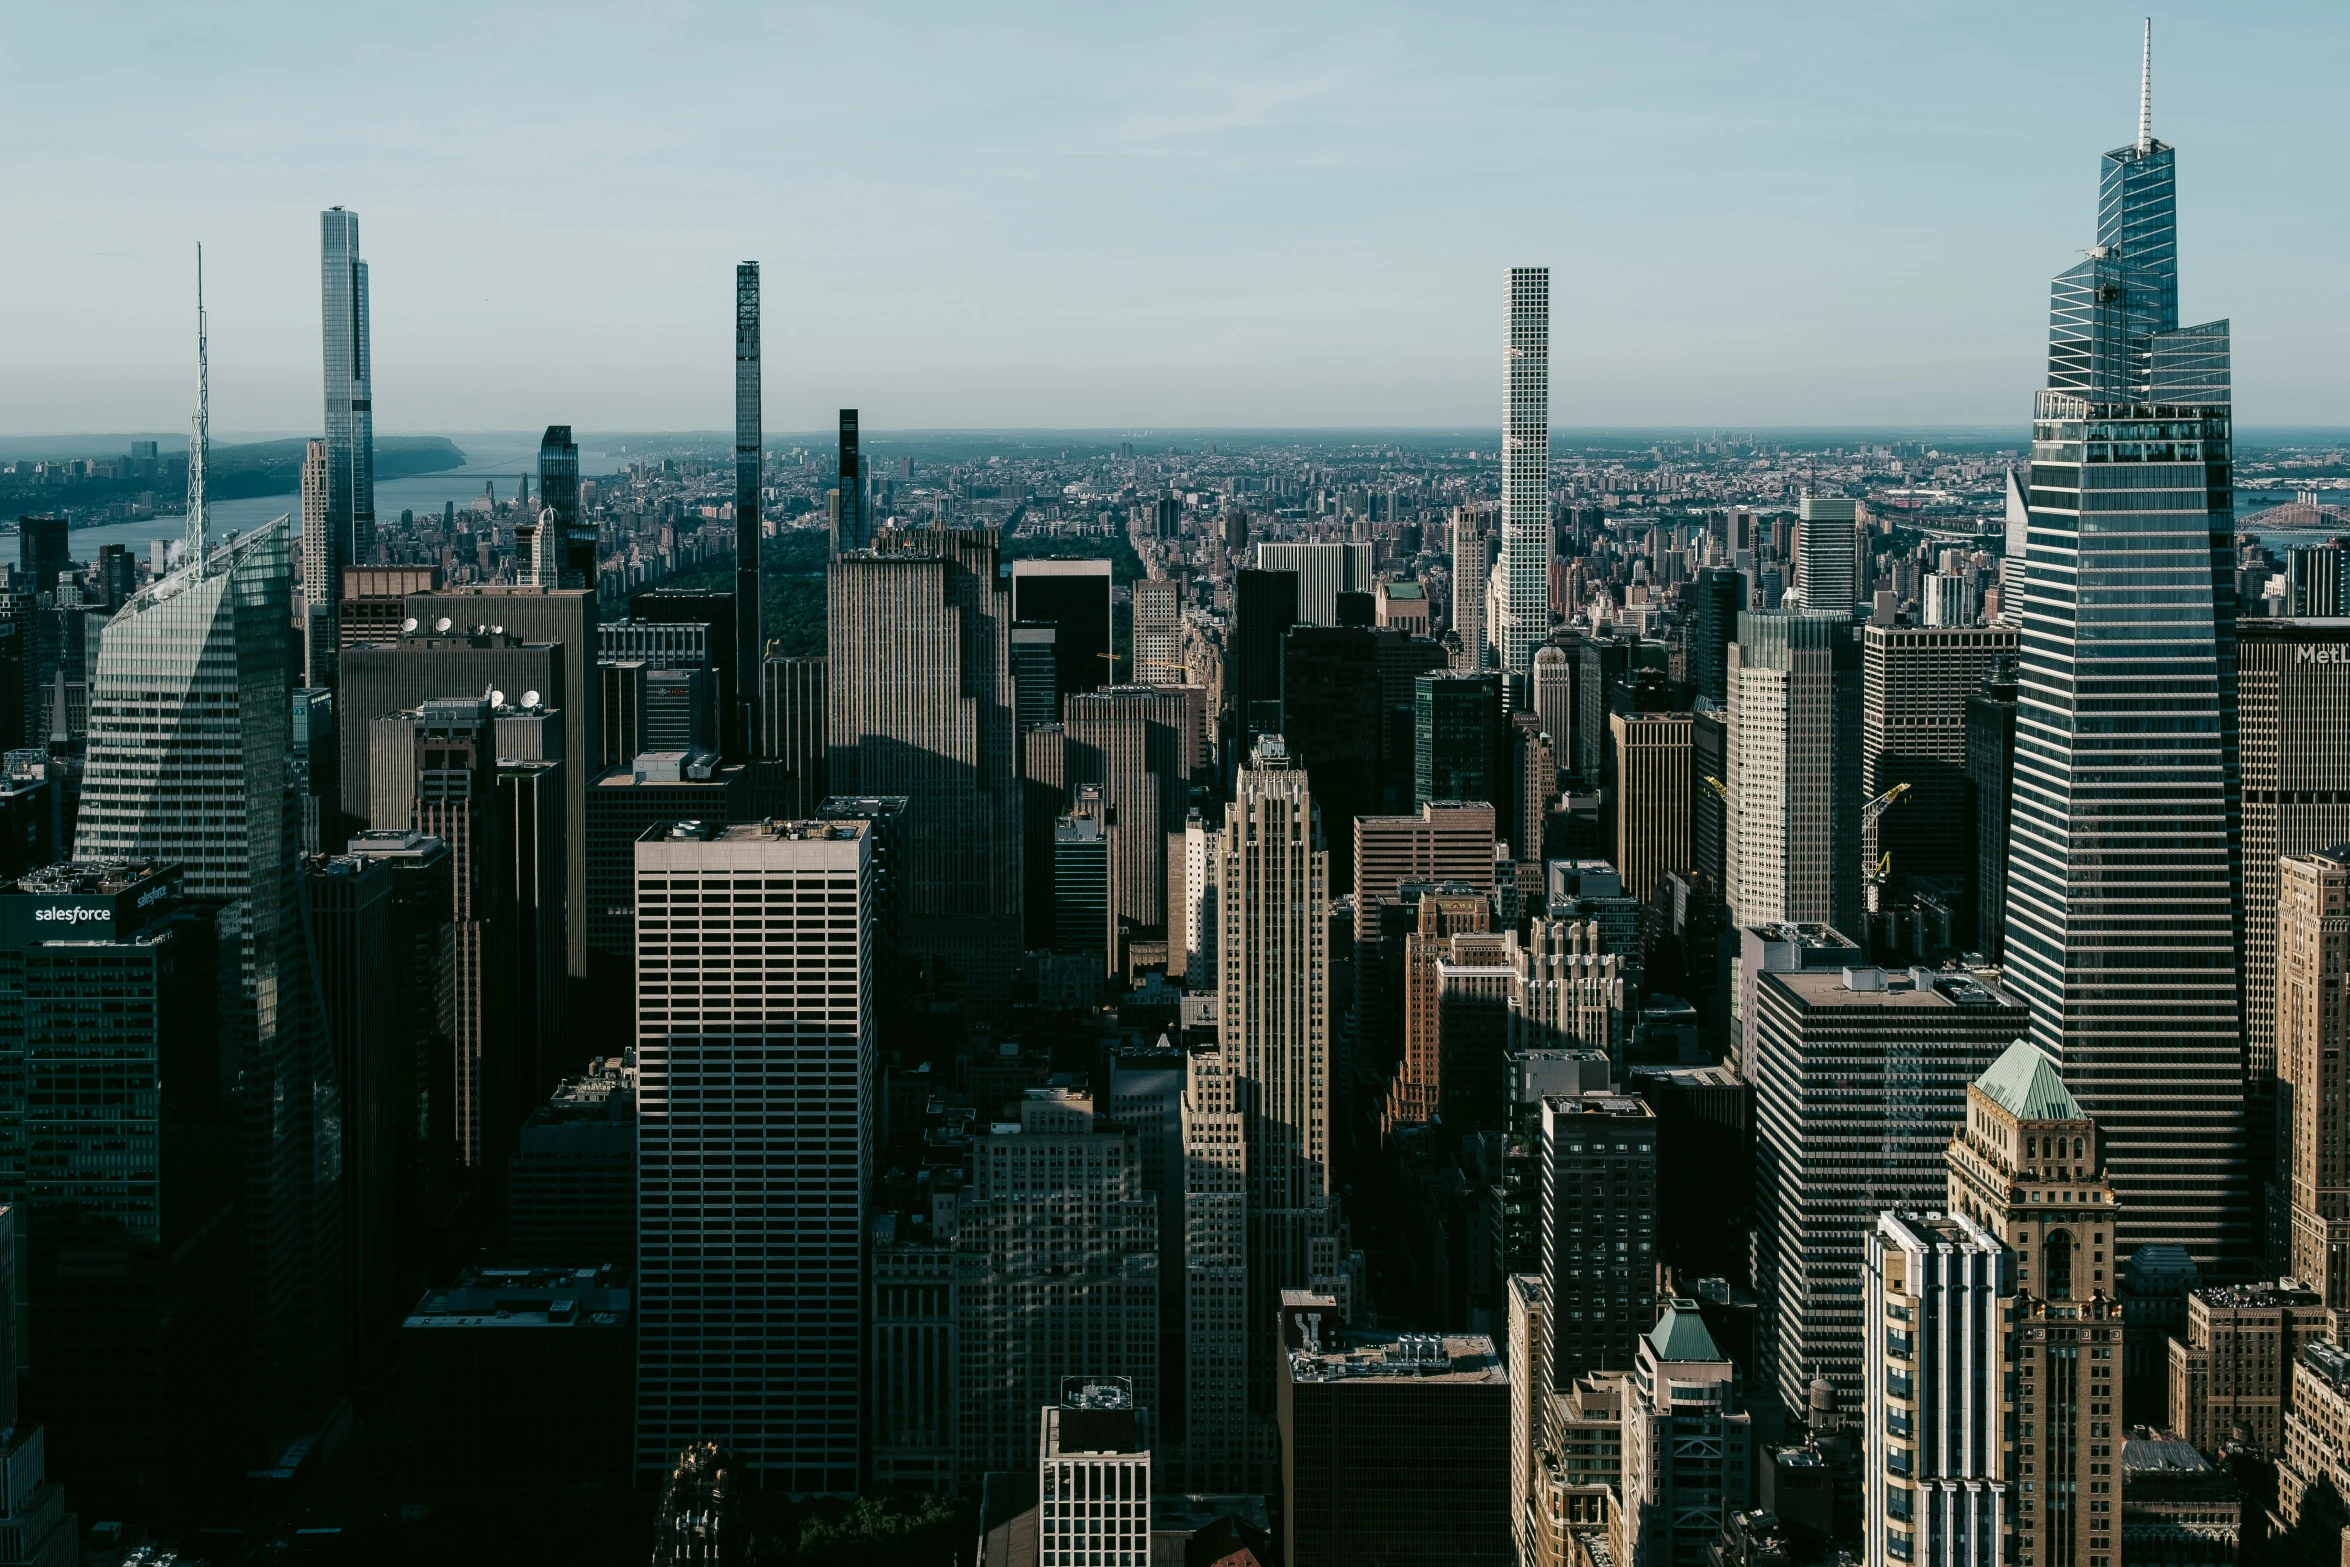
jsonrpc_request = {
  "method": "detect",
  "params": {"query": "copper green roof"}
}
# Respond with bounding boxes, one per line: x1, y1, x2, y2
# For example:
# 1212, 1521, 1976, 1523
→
1975, 1040, 2082, 1122
1647, 1299, 1722, 1363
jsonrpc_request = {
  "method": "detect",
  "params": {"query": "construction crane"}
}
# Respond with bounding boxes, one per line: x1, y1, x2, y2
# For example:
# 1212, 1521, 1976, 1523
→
1702, 775, 1727, 800
1860, 781, 1911, 830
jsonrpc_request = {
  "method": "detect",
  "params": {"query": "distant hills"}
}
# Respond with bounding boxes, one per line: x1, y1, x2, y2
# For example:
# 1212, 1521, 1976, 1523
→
1, 436, 465, 514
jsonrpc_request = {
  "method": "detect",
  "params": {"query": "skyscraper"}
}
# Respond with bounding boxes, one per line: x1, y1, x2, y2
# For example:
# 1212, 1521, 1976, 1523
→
1281, 627, 1382, 896
1538, 1092, 1659, 1386
1233, 568, 1298, 746
827, 529, 1020, 997
1749, 962, 2022, 1409
1221, 739, 1343, 1410
299, 437, 330, 684
2279, 849, 2350, 1306
1012, 558, 1114, 716
1496, 267, 1550, 675
537, 424, 583, 586
1726, 613, 1859, 933
1962, 659, 2019, 958
633, 818, 871, 1491
1181, 1045, 1248, 1488
733, 263, 762, 758
320, 207, 373, 646
1858, 625, 2017, 885
1415, 672, 1502, 811
1863, 1212, 2011, 1567
1256, 541, 1373, 629
2004, 33, 2248, 1266
1133, 579, 1184, 687
1450, 509, 1496, 673
1793, 495, 1857, 617
1942, 1043, 2123, 1567
833, 408, 870, 553
1064, 686, 1189, 956
1610, 711, 1693, 903
1692, 566, 1743, 708
75, 519, 342, 1458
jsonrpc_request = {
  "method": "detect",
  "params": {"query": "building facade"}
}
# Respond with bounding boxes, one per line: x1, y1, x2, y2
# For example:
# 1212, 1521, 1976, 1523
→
632, 819, 871, 1490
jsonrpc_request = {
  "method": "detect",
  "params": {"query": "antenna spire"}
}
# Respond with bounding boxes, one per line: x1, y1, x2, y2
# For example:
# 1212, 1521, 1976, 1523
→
2137, 18, 2154, 154
188, 244, 208, 581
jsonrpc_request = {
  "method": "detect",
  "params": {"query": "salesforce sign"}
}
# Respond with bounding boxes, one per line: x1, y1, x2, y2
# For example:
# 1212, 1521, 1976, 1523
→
0, 865, 182, 947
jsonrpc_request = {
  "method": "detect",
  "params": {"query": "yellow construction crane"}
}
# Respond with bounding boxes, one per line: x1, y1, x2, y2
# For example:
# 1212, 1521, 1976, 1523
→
1872, 851, 1892, 878
1860, 781, 1911, 829
1702, 775, 1727, 800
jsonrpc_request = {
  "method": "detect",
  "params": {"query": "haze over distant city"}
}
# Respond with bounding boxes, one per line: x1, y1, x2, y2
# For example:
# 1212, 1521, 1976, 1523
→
7, 1, 2347, 433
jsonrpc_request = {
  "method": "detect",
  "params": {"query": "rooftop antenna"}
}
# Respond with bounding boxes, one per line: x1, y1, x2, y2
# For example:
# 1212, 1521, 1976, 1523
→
188, 243, 209, 582
2137, 18, 2154, 154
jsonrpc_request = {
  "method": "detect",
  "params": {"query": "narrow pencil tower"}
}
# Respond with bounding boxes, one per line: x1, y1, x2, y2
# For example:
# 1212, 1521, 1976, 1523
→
189, 244, 208, 580
734, 262, 763, 759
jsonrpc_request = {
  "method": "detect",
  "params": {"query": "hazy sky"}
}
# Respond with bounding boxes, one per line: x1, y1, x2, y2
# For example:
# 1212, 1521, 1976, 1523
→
7, 2, 2345, 435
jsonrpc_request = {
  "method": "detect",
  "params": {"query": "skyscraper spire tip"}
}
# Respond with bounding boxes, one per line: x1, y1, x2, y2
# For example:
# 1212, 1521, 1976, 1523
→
2137, 18, 2154, 153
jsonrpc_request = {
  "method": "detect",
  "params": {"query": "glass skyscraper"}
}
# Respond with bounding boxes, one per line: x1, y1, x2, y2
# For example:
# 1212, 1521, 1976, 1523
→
537, 423, 582, 586
75, 517, 344, 1454
2003, 37, 2247, 1266
319, 208, 373, 639
733, 263, 762, 758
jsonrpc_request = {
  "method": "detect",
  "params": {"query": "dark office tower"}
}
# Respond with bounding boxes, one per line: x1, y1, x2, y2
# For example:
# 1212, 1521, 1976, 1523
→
1234, 568, 1299, 746
340, 830, 460, 1294
1414, 672, 1502, 810
1693, 566, 1743, 708
630, 586, 736, 761
833, 408, 870, 553
1276, 1309, 1512, 1567
305, 849, 408, 1368
759, 655, 827, 815
321, 207, 375, 653
0, 864, 234, 1516
1011, 622, 1058, 733
74, 520, 342, 1462
15, 516, 66, 597
1610, 710, 1692, 902
495, 699, 567, 1096
2007, 39, 2246, 1268
1962, 660, 2017, 958
0, 1209, 75, 1560
1691, 707, 1727, 893
537, 424, 583, 583
1282, 626, 1382, 895
1375, 630, 1451, 814
733, 264, 762, 759
1538, 1091, 1658, 1384
1858, 624, 2017, 885
584, 752, 747, 1037
1021, 722, 1067, 949
406, 584, 600, 975
337, 625, 560, 832
95, 544, 131, 611
405, 699, 522, 1171
507, 1060, 636, 1267
0, 594, 32, 751
1574, 635, 1631, 783
827, 529, 1020, 1000
1011, 558, 1114, 715
1065, 687, 1189, 960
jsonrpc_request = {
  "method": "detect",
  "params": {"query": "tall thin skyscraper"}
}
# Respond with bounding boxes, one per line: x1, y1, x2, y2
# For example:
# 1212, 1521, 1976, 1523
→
2003, 31, 2247, 1266
833, 408, 869, 553
299, 436, 330, 684
733, 264, 763, 758
1497, 267, 1550, 676
319, 207, 373, 656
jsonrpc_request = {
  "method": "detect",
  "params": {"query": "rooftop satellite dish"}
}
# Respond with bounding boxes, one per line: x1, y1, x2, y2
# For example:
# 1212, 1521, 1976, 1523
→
490, 690, 505, 708
492, 624, 504, 635
402, 617, 419, 634
522, 689, 541, 709
434, 616, 453, 633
